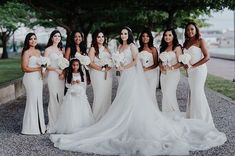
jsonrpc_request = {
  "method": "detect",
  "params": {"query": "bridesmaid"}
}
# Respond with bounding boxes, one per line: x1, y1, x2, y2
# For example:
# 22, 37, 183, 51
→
65, 30, 90, 86
138, 28, 159, 105
44, 30, 65, 132
88, 30, 112, 122
159, 28, 183, 112
183, 22, 214, 126
21, 33, 46, 134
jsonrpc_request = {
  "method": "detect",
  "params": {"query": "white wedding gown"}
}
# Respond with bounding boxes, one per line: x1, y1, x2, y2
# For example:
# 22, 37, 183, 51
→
90, 47, 112, 121
139, 50, 159, 105
50, 73, 94, 134
184, 46, 215, 127
47, 52, 65, 132
50, 46, 226, 156
22, 56, 46, 134
160, 51, 180, 112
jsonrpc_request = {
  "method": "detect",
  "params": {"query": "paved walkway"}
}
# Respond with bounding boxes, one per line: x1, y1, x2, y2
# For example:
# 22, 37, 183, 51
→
0, 75, 234, 156
207, 57, 235, 81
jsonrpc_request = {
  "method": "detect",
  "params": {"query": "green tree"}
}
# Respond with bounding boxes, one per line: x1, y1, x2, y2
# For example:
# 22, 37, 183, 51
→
0, 1, 32, 58
21, 0, 234, 42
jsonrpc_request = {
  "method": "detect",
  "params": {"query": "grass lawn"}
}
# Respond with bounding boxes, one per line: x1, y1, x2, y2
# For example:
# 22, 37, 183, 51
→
181, 69, 235, 100
206, 74, 235, 100
0, 58, 23, 85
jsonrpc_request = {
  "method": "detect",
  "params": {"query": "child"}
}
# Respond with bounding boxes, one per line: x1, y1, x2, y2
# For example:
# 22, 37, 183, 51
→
51, 58, 94, 134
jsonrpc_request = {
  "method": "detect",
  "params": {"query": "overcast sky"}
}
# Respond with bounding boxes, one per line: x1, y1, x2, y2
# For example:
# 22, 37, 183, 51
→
204, 9, 234, 30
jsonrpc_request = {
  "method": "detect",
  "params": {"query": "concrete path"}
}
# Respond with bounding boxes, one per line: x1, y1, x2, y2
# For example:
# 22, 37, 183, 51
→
207, 57, 235, 81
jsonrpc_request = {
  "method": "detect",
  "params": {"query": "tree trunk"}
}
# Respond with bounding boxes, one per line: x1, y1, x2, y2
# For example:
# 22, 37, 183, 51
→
12, 31, 17, 52
80, 21, 93, 48
166, 10, 175, 29
65, 29, 72, 49
1, 32, 9, 59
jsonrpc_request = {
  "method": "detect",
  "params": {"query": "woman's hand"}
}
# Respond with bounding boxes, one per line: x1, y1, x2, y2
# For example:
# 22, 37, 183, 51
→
59, 74, 64, 80
105, 67, 112, 71
164, 65, 171, 71
55, 69, 62, 75
183, 64, 193, 69
117, 66, 124, 71
143, 68, 149, 72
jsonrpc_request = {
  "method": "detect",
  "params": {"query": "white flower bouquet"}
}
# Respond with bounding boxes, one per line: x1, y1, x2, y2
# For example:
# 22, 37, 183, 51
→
57, 57, 69, 70
98, 52, 113, 80
37, 56, 51, 72
111, 51, 125, 76
179, 52, 192, 77
111, 51, 125, 68
159, 52, 171, 66
75, 53, 91, 66
178, 53, 191, 66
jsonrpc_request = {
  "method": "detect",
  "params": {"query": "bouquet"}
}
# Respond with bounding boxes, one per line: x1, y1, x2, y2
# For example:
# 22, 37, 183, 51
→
139, 51, 150, 67
37, 56, 50, 73
98, 52, 113, 80
111, 51, 125, 76
159, 52, 171, 66
57, 57, 69, 70
178, 53, 191, 66
178, 53, 192, 77
159, 52, 172, 74
75, 53, 91, 70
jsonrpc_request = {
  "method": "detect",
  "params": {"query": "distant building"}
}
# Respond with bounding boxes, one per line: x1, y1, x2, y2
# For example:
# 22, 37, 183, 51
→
201, 30, 223, 47
201, 29, 234, 48
217, 30, 234, 48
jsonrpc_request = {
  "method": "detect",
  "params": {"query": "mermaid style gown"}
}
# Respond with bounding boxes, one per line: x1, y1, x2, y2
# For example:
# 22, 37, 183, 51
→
184, 46, 215, 127
22, 56, 46, 134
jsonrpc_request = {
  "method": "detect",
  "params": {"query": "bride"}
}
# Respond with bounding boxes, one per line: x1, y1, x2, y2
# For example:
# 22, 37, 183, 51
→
50, 26, 226, 156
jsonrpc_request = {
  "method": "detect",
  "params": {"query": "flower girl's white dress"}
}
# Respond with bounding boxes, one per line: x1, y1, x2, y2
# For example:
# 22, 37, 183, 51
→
51, 73, 94, 134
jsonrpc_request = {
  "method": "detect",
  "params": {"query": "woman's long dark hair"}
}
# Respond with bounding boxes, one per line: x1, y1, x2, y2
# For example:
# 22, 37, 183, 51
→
46, 30, 63, 50
160, 28, 180, 53
138, 28, 154, 52
68, 31, 87, 58
66, 58, 84, 84
183, 22, 201, 48
119, 26, 134, 45
91, 29, 107, 57
21, 33, 39, 57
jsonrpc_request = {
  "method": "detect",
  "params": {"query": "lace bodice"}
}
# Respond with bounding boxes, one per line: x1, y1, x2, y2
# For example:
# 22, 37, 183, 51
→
72, 73, 81, 81
184, 46, 203, 65
163, 51, 178, 66
119, 46, 133, 66
139, 51, 154, 67
94, 46, 111, 66
28, 56, 40, 68
48, 52, 63, 68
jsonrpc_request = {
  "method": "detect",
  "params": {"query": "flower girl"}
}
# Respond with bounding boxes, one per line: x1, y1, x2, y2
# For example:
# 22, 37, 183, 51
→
51, 58, 94, 134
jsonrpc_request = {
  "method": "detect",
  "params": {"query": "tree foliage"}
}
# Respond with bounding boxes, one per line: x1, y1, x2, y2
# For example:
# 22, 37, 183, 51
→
0, 1, 33, 58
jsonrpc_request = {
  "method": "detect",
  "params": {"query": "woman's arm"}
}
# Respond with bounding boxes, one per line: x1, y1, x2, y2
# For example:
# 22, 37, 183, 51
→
21, 51, 41, 72
170, 46, 183, 70
144, 47, 159, 71
64, 47, 71, 60
191, 38, 210, 68
88, 47, 103, 71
